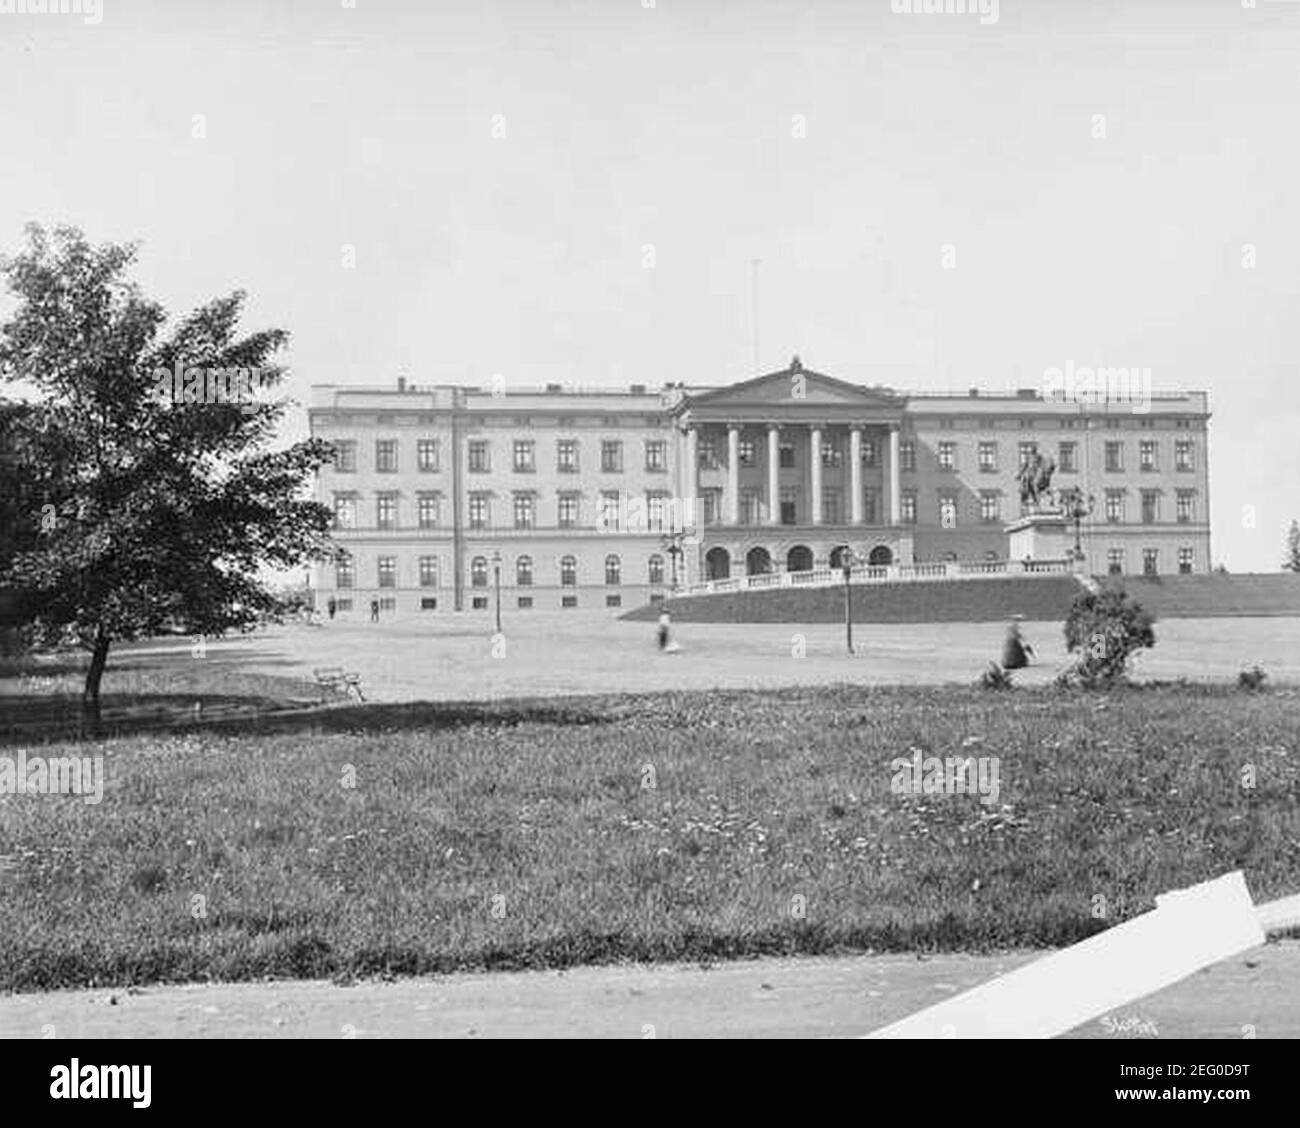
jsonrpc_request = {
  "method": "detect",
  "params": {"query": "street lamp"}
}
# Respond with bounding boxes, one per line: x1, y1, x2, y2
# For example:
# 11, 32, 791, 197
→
840, 546, 859, 654
659, 523, 692, 591
491, 548, 502, 634
1060, 488, 1095, 570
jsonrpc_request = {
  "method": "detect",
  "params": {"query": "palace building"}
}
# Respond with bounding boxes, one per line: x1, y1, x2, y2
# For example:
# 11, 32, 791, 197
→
308, 357, 1211, 613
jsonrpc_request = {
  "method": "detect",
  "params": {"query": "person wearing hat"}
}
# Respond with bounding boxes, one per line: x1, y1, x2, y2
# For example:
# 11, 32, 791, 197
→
1001, 615, 1034, 670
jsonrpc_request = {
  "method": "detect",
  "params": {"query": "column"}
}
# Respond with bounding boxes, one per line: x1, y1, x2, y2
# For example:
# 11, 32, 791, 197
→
767, 424, 781, 526
888, 425, 901, 526
727, 424, 741, 526
850, 427, 864, 525
810, 425, 823, 525
685, 425, 699, 520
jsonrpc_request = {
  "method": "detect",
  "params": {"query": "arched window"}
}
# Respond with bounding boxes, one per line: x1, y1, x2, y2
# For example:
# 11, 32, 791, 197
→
605, 554, 621, 586
648, 554, 664, 585
560, 555, 577, 587
516, 555, 533, 587
470, 556, 488, 588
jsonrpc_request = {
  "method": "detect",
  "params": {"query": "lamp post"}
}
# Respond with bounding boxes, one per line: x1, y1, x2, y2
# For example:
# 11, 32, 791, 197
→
1060, 488, 1095, 570
660, 524, 689, 591
491, 549, 502, 634
840, 546, 859, 654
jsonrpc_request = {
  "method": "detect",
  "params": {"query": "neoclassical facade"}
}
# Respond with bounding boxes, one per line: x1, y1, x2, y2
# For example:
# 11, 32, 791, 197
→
308, 357, 1212, 614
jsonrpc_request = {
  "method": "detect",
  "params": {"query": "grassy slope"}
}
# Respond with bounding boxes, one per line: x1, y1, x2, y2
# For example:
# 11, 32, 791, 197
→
2, 682, 1298, 991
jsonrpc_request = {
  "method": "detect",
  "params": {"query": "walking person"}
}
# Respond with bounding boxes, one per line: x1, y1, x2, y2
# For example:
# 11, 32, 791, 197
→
370, 598, 380, 624
327, 596, 337, 621
657, 609, 671, 651
1001, 615, 1034, 671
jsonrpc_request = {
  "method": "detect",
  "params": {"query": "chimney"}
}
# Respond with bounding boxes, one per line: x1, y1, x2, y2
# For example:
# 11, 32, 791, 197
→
397, 376, 407, 392
546, 383, 562, 394
630, 383, 646, 395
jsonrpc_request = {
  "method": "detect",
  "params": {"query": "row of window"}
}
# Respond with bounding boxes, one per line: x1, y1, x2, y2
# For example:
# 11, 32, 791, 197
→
1108, 546, 1197, 575
335, 484, 1201, 532
333, 553, 666, 590
930, 416, 1199, 431
332, 491, 681, 531
707, 437, 1198, 475
329, 438, 669, 475
328, 593, 628, 613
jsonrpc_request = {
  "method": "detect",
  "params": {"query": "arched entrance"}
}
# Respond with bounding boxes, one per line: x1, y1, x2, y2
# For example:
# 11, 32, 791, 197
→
868, 544, 893, 566
745, 546, 773, 576
705, 547, 731, 581
829, 544, 853, 570
786, 545, 813, 573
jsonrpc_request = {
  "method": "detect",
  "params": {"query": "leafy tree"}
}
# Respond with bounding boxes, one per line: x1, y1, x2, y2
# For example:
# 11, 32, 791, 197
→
1284, 520, 1300, 573
0, 224, 334, 718
1063, 586, 1155, 687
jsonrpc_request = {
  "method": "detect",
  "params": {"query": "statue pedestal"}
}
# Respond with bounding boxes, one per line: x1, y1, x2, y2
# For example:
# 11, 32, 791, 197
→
1005, 511, 1071, 564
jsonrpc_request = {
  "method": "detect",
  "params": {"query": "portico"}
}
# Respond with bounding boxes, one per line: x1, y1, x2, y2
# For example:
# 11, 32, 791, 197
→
673, 358, 908, 573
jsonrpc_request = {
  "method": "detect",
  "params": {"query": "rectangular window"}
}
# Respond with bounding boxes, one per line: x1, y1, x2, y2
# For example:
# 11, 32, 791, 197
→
417, 493, 440, 529
698, 436, 718, 470
1107, 548, 1124, 575
420, 597, 438, 611
513, 493, 535, 529
601, 440, 623, 473
1058, 442, 1077, 473
1139, 440, 1157, 472
646, 492, 668, 531
417, 439, 439, 472
1175, 440, 1194, 471
862, 439, 879, 468
376, 440, 398, 473
738, 438, 756, 467
605, 594, 622, 608
333, 495, 357, 530
558, 494, 580, 528
377, 556, 396, 589
513, 440, 535, 473
1178, 546, 1194, 574
939, 494, 958, 528
901, 493, 917, 524
1143, 548, 1159, 576
379, 597, 396, 612
821, 488, 841, 525
979, 492, 1000, 523
418, 556, 439, 587
863, 488, 878, 525
645, 440, 666, 472
335, 557, 354, 589
472, 595, 489, 610
556, 439, 578, 472
517, 596, 534, 609
333, 440, 356, 473
376, 493, 397, 530
978, 442, 997, 472
561, 595, 578, 608
1018, 441, 1038, 468
1141, 490, 1159, 524
1105, 442, 1124, 472
1105, 490, 1124, 523
899, 441, 915, 472
703, 489, 721, 526
937, 441, 956, 471
780, 485, 797, 525
779, 442, 795, 469
1176, 491, 1194, 523
741, 488, 760, 525
468, 440, 490, 473
468, 493, 489, 529
600, 490, 621, 530
821, 440, 842, 469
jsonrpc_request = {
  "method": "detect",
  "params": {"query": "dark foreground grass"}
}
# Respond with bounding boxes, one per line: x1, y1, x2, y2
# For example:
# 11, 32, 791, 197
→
2, 682, 1298, 991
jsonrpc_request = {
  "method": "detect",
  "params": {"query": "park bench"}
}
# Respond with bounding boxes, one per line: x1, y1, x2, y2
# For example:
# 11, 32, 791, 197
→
313, 666, 365, 702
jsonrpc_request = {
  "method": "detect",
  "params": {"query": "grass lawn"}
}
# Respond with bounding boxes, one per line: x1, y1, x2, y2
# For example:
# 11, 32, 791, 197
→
2, 672, 1298, 992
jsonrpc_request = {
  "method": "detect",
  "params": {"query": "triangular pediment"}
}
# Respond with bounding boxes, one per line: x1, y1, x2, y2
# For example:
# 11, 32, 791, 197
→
683, 359, 903, 411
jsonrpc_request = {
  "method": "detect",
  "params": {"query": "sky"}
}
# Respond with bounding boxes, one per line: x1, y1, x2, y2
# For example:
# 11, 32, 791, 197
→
1, 0, 1297, 571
